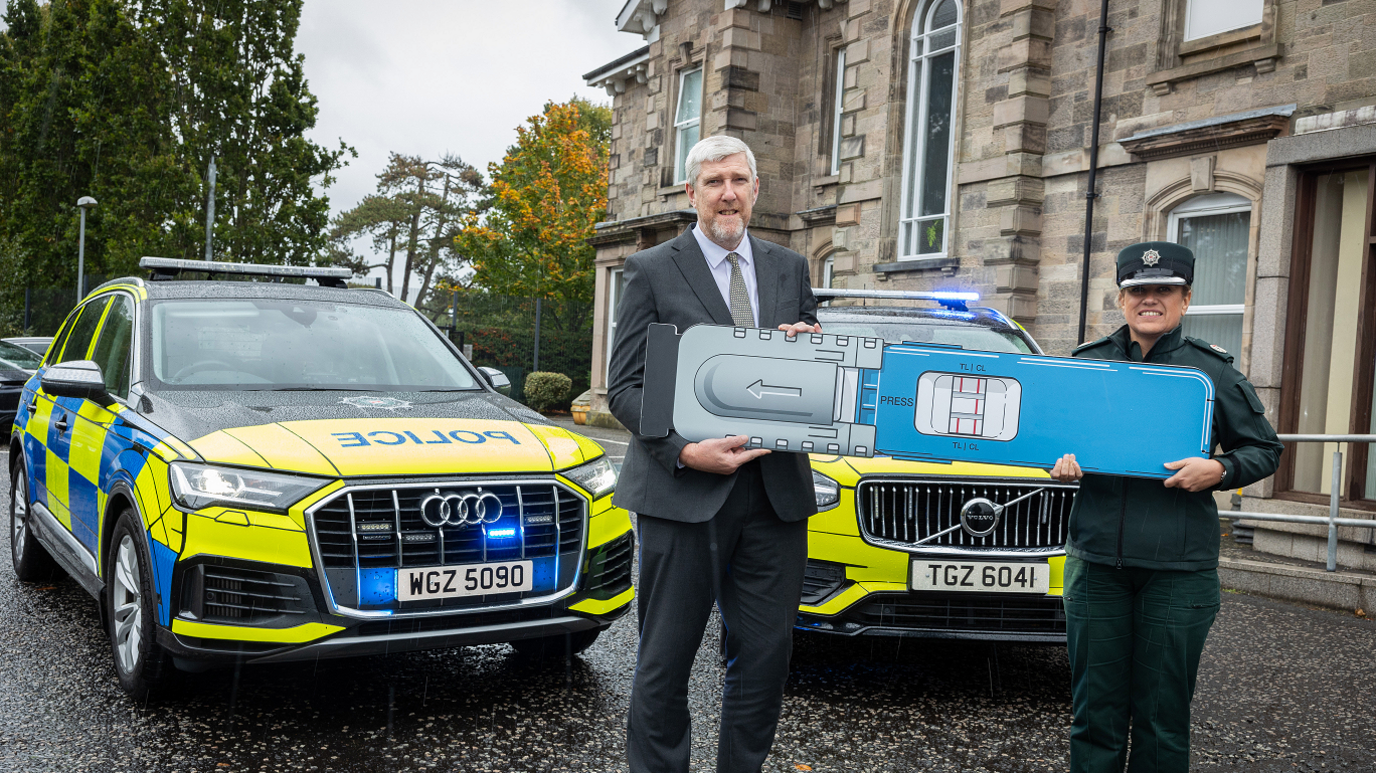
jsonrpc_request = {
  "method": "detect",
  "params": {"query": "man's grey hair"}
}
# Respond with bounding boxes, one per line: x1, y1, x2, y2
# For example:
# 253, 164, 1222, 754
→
684, 136, 757, 187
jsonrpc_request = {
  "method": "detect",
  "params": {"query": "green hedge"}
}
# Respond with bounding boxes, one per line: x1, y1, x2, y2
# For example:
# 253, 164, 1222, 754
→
524, 372, 573, 413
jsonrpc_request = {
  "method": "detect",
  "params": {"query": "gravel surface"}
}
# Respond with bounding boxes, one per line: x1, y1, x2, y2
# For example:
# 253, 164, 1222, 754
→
2, 463, 1374, 772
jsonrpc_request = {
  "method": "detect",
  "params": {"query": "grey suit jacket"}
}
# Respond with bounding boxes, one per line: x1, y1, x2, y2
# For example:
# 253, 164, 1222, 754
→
607, 226, 820, 523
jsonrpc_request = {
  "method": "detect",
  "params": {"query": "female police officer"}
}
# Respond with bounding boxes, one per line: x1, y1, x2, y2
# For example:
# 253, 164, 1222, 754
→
1049, 241, 1283, 773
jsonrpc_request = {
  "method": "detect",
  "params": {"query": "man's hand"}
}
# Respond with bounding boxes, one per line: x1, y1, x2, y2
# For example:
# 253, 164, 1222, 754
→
778, 321, 822, 336
1163, 457, 1226, 492
1049, 453, 1084, 483
679, 435, 770, 475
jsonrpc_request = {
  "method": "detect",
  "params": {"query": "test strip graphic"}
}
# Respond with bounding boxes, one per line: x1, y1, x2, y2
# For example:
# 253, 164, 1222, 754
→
948, 376, 987, 436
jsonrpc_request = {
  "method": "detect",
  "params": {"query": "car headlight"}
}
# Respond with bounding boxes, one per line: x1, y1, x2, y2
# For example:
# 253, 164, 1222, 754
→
812, 470, 840, 511
169, 463, 330, 513
563, 456, 617, 499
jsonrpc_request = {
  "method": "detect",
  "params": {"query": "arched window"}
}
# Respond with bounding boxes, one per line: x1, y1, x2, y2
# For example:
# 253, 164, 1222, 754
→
1169, 192, 1250, 358
898, 0, 961, 261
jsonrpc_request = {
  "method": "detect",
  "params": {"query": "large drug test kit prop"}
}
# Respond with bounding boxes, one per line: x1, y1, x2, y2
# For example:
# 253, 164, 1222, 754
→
640, 323, 1215, 479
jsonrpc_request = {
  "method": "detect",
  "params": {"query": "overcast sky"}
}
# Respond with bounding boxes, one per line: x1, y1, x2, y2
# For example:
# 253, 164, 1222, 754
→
297, 0, 637, 295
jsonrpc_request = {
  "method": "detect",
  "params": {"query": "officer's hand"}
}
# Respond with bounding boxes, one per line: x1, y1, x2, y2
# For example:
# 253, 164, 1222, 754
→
1049, 453, 1083, 482
1163, 457, 1226, 492
679, 435, 771, 475
778, 321, 822, 336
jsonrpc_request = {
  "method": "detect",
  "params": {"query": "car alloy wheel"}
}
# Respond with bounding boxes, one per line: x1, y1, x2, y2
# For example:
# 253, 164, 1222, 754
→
11, 470, 29, 564
106, 511, 168, 699
10, 456, 59, 581
111, 533, 144, 676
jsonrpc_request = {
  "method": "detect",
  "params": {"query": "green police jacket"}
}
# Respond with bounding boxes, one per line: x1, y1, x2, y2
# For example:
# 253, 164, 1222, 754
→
1065, 324, 1283, 571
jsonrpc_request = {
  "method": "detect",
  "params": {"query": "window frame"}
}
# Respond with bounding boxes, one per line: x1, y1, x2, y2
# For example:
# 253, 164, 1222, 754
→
897, 0, 962, 262
829, 46, 847, 176
1183, 0, 1263, 42
673, 66, 703, 185
605, 267, 626, 382
1168, 193, 1250, 353
1276, 159, 1376, 507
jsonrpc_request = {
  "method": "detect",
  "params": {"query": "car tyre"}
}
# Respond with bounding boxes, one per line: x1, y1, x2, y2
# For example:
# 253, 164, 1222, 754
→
106, 510, 169, 700
10, 455, 62, 581
511, 627, 603, 660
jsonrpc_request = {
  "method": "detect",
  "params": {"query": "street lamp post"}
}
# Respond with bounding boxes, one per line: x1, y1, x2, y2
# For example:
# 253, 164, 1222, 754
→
76, 196, 97, 302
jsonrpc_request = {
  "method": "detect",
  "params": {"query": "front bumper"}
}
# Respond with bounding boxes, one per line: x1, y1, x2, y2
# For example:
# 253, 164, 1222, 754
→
161, 490, 635, 666
802, 492, 1068, 643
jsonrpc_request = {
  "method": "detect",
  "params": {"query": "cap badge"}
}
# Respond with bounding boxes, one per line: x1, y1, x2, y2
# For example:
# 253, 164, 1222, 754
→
1141, 249, 1161, 267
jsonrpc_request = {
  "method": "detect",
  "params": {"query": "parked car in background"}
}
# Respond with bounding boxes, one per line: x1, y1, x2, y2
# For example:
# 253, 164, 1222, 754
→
1, 339, 43, 438
798, 290, 1076, 644
9, 258, 632, 700
3, 337, 54, 357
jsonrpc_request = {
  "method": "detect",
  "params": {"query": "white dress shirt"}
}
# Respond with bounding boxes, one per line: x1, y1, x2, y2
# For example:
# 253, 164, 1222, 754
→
691, 224, 758, 326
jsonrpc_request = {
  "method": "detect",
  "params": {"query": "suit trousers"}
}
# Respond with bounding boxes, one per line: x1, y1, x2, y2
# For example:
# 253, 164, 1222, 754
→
626, 461, 809, 773
1063, 555, 1221, 773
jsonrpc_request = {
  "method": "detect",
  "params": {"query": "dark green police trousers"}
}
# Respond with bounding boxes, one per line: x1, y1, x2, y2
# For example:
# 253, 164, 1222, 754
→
1063, 555, 1220, 773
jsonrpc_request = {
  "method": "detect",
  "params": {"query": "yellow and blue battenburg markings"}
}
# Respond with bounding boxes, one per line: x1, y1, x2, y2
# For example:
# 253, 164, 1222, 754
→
19, 369, 187, 626
644, 323, 1216, 479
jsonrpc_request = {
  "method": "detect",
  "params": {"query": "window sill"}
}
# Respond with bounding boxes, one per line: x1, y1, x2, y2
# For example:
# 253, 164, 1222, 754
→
873, 256, 959, 274
1147, 42, 1279, 96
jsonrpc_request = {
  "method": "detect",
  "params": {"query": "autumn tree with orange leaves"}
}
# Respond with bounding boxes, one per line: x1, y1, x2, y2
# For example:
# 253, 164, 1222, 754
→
453, 97, 611, 331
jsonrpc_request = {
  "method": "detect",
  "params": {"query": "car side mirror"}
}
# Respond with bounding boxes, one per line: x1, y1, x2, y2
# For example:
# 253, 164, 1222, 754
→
41, 360, 110, 403
478, 366, 512, 396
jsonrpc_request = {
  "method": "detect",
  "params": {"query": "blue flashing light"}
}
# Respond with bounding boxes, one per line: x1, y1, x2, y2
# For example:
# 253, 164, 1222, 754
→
359, 567, 397, 605
487, 528, 516, 538
929, 290, 979, 311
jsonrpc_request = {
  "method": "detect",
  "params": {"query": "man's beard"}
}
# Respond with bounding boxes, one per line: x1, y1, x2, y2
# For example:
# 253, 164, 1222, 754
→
706, 216, 745, 247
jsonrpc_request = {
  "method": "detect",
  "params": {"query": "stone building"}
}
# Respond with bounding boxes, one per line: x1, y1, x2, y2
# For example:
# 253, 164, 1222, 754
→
582, 0, 1376, 570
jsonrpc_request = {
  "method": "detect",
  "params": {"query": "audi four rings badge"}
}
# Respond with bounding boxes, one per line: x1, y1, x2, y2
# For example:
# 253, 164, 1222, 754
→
420, 490, 504, 527
639, 323, 1215, 479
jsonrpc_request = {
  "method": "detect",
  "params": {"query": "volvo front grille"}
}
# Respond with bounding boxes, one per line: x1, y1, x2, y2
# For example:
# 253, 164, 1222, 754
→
857, 479, 1076, 552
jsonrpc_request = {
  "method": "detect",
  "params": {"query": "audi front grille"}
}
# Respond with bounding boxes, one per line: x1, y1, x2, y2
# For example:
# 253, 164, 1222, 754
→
308, 480, 586, 614
857, 478, 1076, 552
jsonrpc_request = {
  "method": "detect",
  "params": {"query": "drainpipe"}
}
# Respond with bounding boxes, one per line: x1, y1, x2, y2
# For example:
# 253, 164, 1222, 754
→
1076, 0, 1112, 345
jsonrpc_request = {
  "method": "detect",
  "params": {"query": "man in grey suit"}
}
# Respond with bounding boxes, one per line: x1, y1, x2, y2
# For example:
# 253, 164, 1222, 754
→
608, 135, 821, 773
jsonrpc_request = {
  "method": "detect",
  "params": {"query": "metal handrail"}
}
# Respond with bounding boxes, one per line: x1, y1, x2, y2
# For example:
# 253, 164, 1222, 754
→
1239, 434, 1376, 572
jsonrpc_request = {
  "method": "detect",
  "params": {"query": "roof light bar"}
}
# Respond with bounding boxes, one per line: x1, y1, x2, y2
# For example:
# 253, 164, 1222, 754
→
139, 257, 353, 287
811, 287, 980, 311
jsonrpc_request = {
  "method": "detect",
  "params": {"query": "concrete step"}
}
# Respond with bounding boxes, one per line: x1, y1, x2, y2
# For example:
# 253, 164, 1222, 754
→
1219, 556, 1375, 613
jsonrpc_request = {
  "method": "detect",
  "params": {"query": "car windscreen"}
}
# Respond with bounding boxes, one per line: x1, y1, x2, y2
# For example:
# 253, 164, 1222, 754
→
149, 299, 479, 391
0, 340, 43, 370
819, 318, 1034, 354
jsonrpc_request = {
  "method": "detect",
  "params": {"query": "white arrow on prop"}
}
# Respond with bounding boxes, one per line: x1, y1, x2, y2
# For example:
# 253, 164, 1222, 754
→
746, 380, 803, 399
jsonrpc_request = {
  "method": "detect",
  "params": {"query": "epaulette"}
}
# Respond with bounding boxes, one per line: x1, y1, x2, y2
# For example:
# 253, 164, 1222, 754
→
1071, 336, 1112, 355
1185, 336, 1234, 362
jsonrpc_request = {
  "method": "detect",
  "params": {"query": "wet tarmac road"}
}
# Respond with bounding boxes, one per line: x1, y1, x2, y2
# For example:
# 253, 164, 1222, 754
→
2, 462, 1374, 772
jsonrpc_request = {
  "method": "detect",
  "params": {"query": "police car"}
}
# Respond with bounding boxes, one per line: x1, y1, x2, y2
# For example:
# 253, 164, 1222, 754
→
8, 258, 633, 698
798, 290, 1076, 643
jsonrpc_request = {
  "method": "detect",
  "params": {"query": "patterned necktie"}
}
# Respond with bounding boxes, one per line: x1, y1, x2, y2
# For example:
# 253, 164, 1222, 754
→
725, 252, 754, 328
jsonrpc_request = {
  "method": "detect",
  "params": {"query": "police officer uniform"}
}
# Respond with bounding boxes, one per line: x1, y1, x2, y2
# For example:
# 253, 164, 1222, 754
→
1062, 241, 1283, 773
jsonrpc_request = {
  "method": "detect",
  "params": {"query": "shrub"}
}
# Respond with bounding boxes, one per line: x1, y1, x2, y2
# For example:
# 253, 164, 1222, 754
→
524, 372, 573, 413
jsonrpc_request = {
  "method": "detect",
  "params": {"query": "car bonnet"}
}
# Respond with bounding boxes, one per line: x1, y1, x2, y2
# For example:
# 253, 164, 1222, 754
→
141, 390, 604, 477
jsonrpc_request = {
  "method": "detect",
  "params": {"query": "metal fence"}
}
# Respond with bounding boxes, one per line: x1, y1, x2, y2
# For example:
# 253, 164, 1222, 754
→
1232, 434, 1376, 572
